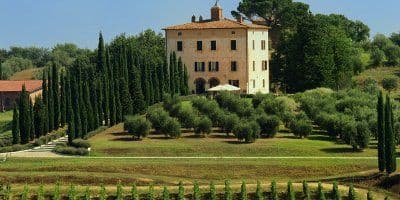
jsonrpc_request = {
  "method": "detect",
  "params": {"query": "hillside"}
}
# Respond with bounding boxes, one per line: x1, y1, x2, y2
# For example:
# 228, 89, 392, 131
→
9, 68, 42, 80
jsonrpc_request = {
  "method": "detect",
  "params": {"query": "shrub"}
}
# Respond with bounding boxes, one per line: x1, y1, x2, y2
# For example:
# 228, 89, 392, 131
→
163, 94, 181, 116
162, 118, 181, 138
68, 185, 75, 200
317, 182, 326, 200
234, 121, 260, 143
241, 181, 247, 200
224, 180, 232, 200
54, 145, 89, 156
332, 182, 341, 200
99, 184, 107, 200
148, 185, 154, 200
37, 185, 44, 200
54, 182, 60, 200
178, 181, 185, 200
163, 186, 170, 200
194, 117, 212, 136
116, 182, 123, 200
147, 107, 169, 133
255, 181, 263, 200
215, 92, 254, 117
367, 191, 374, 200
287, 181, 295, 200
124, 115, 151, 139
222, 113, 240, 136
210, 181, 217, 200
356, 121, 371, 149
131, 184, 138, 200
71, 139, 90, 148
257, 114, 280, 138
84, 186, 90, 200
252, 92, 273, 108
291, 120, 313, 138
177, 106, 197, 129
193, 181, 201, 200
271, 181, 278, 200
303, 180, 310, 200
348, 184, 357, 200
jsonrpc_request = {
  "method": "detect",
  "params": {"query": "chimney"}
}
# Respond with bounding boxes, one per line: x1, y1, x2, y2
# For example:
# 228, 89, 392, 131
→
191, 15, 196, 22
236, 15, 243, 23
211, 3, 223, 21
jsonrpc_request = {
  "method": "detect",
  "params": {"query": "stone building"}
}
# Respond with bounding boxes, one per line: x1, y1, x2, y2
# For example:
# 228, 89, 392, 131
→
163, 2, 270, 94
0, 80, 42, 111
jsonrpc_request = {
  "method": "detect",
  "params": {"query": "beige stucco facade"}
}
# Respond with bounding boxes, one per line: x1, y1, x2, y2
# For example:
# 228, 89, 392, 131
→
164, 4, 269, 94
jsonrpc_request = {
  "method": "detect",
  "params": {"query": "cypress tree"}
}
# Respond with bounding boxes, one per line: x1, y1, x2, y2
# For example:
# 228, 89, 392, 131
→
97, 78, 104, 125
377, 90, 386, 172
287, 181, 295, 200
66, 74, 75, 144
169, 53, 175, 95
33, 97, 45, 138
103, 73, 110, 126
88, 67, 99, 129
163, 58, 170, 95
60, 74, 67, 125
148, 64, 155, 104
11, 106, 20, 144
114, 77, 123, 123
142, 60, 150, 106
83, 79, 94, 133
97, 32, 106, 72
47, 69, 54, 131
70, 73, 81, 138
163, 186, 170, 200
178, 181, 185, 200
19, 85, 31, 144
78, 74, 88, 137
52, 63, 60, 129
157, 59, 166, 100
177, 57, 183, 95
153, 62, 160, 102
130, 59, 146, 114
108, 58, 117, 126
182, 64, 189, 95
385, 95, 397, 174
332, 181, 341, 200
174, 53, 180, 94
41, 72, 49, 134
241, 181, 247, 200
29, 99, 34, 140
210, 181, 217, 200
120, 76, 134, 116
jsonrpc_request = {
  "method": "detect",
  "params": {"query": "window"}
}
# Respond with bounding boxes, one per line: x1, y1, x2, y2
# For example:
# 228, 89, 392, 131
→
197, 41, 203, 51
194, 62, 205, 72
229, 80, 239, 87
209, 62, 219, 72
231, 40, 237, 50
231, 61, 237, 71
253, 80, 256, 88
252, 40, 255, 50
261, 40, 266, 50
231, 31, 236, 35
211, 41, 217, 51
177, 41, 183, 51
253, 61, 256, 71
263, 79, 266, 88
262, 60, 268, 71
178, 32, 182, 36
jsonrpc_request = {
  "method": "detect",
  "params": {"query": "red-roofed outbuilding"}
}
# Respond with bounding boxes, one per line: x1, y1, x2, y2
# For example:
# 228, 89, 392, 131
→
0, 80, 43, 111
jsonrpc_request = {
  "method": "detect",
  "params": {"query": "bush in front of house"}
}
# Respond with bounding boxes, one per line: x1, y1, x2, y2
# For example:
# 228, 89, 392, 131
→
54, 144, 89, 156
161, 117, 181, 138
221, 113, 240, 136
147, 107, 170, 134
163, 94, 182, 117
291, 120, 313, 138
194, 116, 212, 136
177, 106, 197, 129
71, 139, 91, 148
233, 121, 260, 143
257, 114, 280, 138
124, 115, 151, 140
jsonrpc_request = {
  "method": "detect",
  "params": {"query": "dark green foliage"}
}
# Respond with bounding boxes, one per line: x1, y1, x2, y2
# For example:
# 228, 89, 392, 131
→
53, 182, 60, 200
124, 115, 151, 139
18, 85, 31, 144
116, 182, 123, 200
193, 181, 201, 200
233, 121, 260, 143
194, 116, 212, 136
177, 106, 197, 129
382, 77, 398, 93
255, 181, 263, 200
21, 184, 28, 200
163, 186, 170, 200
148, 185, 154, 200
178, 181, 185, 200
147, 107, 169, 133
68, 185, 75, 200
222, 113, 240, 136
302, 180, 310, 200
210, 181, 217, 200
384, 95, 397, 174
332, 182, 341, 200
33, 97, 46, 138
131, 183, 138, 200
60, 75, 67, 125
271, 181, 278, 200
291, 119, 313, 138
224, 180, 232, 200
129, 58, 146, 114
287, 181, 295, 200
11, 107, 20, 144
215, 92, 254, 118
52, 63, 60, 129
317, 182, 326, 200
241, 181, 247, 200
367, 191, 374, 200
99, 184, 107, 200
162, 117, 181, 138
257, 114, 280, 138
29, 99, 34, 140
37, 184, 44, 200
348, 184, 357, 200
84, 186, 90, 200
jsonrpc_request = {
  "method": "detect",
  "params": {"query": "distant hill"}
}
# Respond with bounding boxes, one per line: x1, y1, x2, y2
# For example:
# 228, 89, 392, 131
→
9, 68, 42, 80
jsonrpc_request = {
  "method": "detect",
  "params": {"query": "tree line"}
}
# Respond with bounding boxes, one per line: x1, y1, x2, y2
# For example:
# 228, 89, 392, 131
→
11, 30, 189, 145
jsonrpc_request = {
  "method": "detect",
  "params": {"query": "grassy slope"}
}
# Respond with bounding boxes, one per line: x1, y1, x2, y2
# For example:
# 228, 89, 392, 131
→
354, 66, 400, 97
9, 68, 41, 80
89, 124, 386, 157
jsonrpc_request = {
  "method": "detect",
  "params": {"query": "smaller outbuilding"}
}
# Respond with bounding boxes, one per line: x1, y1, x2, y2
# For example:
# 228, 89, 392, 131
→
0, 80, 42, 111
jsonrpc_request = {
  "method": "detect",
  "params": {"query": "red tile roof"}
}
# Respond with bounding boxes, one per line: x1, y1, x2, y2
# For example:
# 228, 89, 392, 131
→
163, 18, 269, 30
0, 80, 43, 93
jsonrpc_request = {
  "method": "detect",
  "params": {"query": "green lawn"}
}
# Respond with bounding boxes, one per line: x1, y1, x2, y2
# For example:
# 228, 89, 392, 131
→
89, 124, 387, 157
0, 111, 13, 138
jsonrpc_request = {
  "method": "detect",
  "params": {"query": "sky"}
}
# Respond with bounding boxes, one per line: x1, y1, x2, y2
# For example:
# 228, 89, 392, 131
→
0, 0, 399, 49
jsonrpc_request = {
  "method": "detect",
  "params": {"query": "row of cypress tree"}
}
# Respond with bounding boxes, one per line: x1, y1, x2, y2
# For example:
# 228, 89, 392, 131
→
12, 32, 189, 145
377, 91, 397, 174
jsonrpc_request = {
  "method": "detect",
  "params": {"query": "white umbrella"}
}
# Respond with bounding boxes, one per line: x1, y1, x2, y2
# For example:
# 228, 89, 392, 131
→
207, 84, 240, 92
